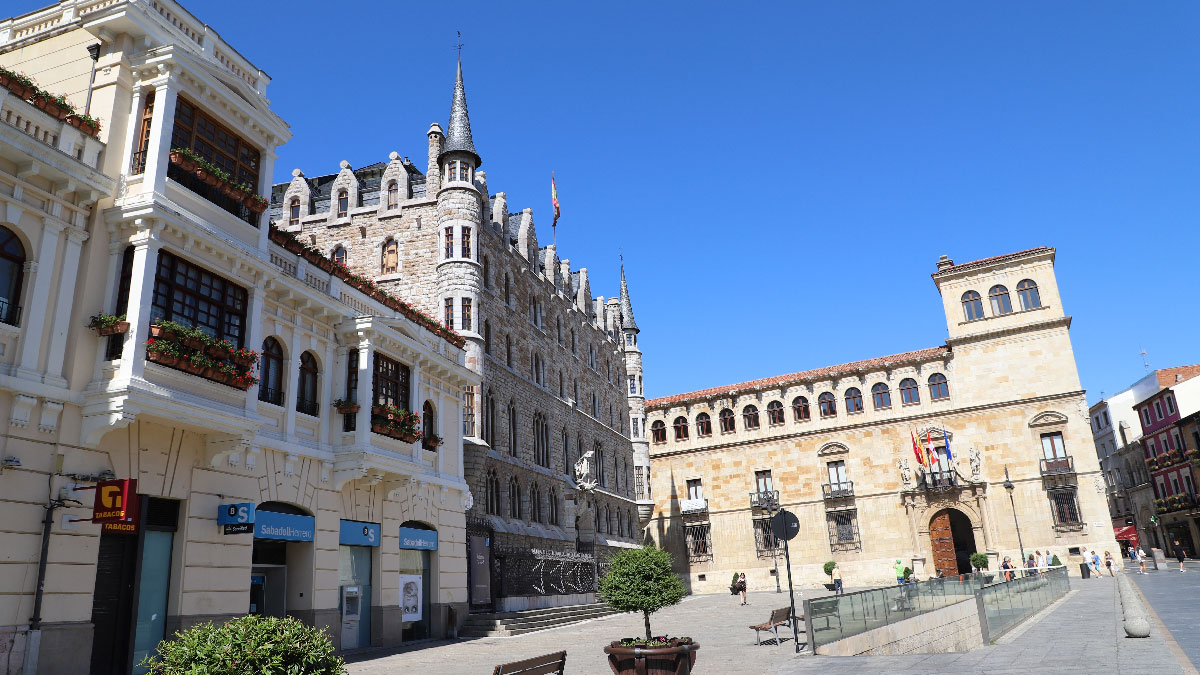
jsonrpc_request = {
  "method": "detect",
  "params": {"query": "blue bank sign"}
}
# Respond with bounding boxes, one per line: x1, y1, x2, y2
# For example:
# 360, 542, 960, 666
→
254, 511, 315, 541
340, 520, 381, 547
398, 527, 438, 551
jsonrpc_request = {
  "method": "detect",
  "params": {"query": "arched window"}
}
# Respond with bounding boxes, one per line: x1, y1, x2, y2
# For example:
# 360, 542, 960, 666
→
562, 428, 570, 473
336, 189, 348, 218
845, 388, 863, 413
483, 389, 496, 445
961, 290, 983, 321
0, 227, 25, 326
928, 373, 950, 401
508, 477, 521, 519
483, 321, 491, 354
989, 285, 1012, 315
743, 405, 760, 430
650, 420, 666, 443
386, 181, 398, 209
602, 505, 610, 534
673, 416, 689, 441
899, 378, 919, 405
486, 469, 501, 515
719, 408, 736, 433
595, 441, 606, 487
533, 413, 549, 466
818, 392, 836, 418
504, 274, 511, 306
530, 351, 544, 386
381, 239, 398, 274
696, 412, 712, 437
1016, 279, 1041, 310
871, 383, 891, 409
767, 400, 785, 425
332, 245, 346, 267
505, 335, 513, 367
288, 197, 300, 226
482, 256, 490, 288
556, 317, 563, 344
296, 351, 319, 415
548, 487, 559, 525
507, 402, 518, 456
792, 397, 810, 422
530, 483, 542, 523
422, 400, 437, 448
259, 337, 284, 405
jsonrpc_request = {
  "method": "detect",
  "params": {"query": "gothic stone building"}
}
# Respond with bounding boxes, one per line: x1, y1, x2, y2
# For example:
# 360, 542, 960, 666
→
645, 248, 1117, 592
271, 60, 644, 611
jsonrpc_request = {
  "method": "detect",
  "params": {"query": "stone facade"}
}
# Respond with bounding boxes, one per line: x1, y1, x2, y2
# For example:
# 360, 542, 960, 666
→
269, 59, 642, 611
646, 248, 1117, 593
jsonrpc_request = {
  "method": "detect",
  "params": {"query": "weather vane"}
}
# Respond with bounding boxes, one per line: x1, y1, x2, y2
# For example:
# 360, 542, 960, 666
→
456, 31, 463, 58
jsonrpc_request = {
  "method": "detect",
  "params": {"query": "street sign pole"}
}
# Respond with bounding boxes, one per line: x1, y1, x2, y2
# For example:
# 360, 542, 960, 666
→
782, 536, 801, 652
770, 508, 803, 653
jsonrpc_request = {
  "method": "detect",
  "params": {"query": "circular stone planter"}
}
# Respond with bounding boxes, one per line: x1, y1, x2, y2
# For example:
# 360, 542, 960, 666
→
603, 641, 698, 675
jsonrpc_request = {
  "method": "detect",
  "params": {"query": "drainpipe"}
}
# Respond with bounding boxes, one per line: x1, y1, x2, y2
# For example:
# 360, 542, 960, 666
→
25, 501, 57, 675
83, 43, 101, 116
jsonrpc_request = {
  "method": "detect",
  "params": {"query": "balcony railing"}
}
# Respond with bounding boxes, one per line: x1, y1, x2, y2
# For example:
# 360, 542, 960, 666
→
822, 481, 855, 499
131, 150, 147, 175
922, 471, 958, 490
259, 387, 283, 406
1040, 456, 1076, 476
749, 490, 780, 510
167, 161, 260, 227
678, 498, 708, 515
296, 399, 319, 417
0, 298, 21, 327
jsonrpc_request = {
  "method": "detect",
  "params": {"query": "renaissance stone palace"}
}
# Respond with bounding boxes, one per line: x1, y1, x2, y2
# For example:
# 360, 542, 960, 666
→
644, 248, 1117, 592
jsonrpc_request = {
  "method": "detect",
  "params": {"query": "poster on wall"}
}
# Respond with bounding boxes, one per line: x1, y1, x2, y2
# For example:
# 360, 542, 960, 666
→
399, 574, 422, 622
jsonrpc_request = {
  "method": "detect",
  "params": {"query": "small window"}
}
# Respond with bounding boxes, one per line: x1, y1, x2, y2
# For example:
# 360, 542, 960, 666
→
461, 298, 472, 331
508, 477, 521, 519
444, 226, 454, 259
1041, 432, 1067, 459
444, 298, 454, 328
1016, 279, 1041, 310
928, 373, 950, 401
899, 378, 919, 405
989, 285, 1012, 315
288, 197, 300, 226
381, 239, 398, 274
719, 408, 735, 433
871, 383, 891, 409
422, 400, 437, 449
332, 245, 347, 267
742, 405, 760, 430
482, 257, 490, 288
818, 392, 836, 418
386, 181, 399, 209
686, 478, 703, 500
845, 388, 863, 413
483, 321, 491, 354
1142, 407, 1151, 427
766, 401, 785, 425
696, 412, 712, 437
507, 402, 519, 456
462, 226, 472, 258
296, 351, 319, 416
961, 291, 983, 321
792, 396, 810, 421
673, 416, 689, 441
505, 335, 513, 367
754, 469, 773, 494
486, 470, 501, 515
1166, 395, 1176, 415
1154, 401, 1164, 421
651, 420, 667, 444
336, 189, 348, 218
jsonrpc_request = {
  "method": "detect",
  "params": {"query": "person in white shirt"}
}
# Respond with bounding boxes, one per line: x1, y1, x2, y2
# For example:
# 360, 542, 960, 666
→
1035, 551, 1046, 570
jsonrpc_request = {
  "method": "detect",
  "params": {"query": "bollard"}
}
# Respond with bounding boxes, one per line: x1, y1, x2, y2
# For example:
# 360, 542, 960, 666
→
1116, 573, 1150, 638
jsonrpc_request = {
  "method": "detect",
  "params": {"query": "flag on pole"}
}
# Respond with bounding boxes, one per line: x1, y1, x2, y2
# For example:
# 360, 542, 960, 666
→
941, 424, 953, 461
911, 430, 926, 467
926, 428, 939, 465
551, 173, 560, 229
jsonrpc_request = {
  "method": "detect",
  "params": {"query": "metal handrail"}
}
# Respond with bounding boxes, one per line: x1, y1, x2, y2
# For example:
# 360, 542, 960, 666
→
822, 482, 855, 499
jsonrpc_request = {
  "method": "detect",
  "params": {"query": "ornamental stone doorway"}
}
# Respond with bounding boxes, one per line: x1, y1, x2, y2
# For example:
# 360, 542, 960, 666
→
929, 508, 975, 576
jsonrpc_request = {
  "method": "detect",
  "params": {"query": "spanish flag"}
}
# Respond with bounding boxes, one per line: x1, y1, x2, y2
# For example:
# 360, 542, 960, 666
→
551, 173, 560, 229
911, 431, 925, 467
926, 429, 939, 465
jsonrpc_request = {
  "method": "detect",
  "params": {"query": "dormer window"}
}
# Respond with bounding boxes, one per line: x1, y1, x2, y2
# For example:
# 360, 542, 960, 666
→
448, 160, 472, 183
387, 181, 399, 210
336, 190, 348, 218
288, 198, 300, 227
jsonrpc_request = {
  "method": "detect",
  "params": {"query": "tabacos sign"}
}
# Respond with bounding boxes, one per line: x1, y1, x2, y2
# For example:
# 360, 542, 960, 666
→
93, 479, 138, 534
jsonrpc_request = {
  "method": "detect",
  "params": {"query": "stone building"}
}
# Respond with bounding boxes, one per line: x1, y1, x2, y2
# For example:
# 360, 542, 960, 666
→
269, 58, 643, 612
645, 247, 1117, 592
0, 1, 479, 672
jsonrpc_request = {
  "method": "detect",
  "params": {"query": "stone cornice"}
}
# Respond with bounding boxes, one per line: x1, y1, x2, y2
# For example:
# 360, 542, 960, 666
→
945, 315, 1072, 348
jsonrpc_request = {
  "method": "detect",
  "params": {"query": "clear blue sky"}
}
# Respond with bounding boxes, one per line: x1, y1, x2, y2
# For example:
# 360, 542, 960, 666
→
28, 1, 1200, 402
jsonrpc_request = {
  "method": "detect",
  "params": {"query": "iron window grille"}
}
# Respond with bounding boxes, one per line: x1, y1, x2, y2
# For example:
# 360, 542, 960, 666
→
1049, 487, 1083, 530
826, 509, 861, 552
752, 516, 783, 559
684, 522, 714, 564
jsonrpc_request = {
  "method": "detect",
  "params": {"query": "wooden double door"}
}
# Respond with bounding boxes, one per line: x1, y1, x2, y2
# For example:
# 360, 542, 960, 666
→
929, 508, 974, 577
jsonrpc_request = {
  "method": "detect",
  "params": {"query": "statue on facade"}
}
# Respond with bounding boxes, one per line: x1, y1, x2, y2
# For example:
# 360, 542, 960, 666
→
898, 458, 912, 488
574, 450, 598, 492
969, 447, 981, 481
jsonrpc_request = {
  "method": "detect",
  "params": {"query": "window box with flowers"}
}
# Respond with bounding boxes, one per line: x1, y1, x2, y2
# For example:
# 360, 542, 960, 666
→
67, 112, 101, 138
30, 88, 74, 120
1187, 448, 1200, 464
1162, 449, 1185, 468
422, 435, 443, 451
146, 338, 184, 368
146, 320, 259, 390
230, 347, 260, 369
333, 399, 360, 415
370, 405, 421, 442
88, 312, 129, 337
169, 148, 270, 211
0, 67, 37, 99
1146, 456, 1161, 472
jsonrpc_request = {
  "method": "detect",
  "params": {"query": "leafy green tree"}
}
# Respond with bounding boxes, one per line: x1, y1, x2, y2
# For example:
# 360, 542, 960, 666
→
139, 614, 345, 674
970, 552, 990, 570
823, 561, 837, 578
599, 545, 687, 640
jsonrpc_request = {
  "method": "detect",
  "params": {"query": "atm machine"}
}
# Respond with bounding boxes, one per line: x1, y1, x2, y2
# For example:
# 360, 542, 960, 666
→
341, 585, 362, 649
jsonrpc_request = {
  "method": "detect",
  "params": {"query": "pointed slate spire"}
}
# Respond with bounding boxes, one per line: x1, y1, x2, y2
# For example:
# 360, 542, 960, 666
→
439, 56, 481, 167
620, 265, 639, 333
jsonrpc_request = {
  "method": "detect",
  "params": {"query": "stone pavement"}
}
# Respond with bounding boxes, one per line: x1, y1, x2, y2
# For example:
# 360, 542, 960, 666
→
1128, 561, 1200, 673
345, 578, 1190, 674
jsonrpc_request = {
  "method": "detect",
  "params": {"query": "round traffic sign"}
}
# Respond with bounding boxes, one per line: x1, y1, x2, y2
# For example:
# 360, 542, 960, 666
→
770, 508, 800, 541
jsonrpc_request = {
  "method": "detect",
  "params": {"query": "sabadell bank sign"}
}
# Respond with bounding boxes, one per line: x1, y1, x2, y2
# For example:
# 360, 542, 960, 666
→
399, 527, 438, 551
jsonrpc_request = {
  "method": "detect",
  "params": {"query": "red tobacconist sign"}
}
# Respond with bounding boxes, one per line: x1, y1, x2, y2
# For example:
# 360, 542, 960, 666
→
93, 479, 138, 533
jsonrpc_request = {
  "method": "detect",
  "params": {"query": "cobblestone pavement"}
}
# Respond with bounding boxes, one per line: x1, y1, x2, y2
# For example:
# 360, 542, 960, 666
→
1128, 561, 1200, 673
346, 578, 1189, 674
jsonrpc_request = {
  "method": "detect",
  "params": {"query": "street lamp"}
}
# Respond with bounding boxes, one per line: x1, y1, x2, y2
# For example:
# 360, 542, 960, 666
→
754, 490, 783, 593
1003, 466, 1026, 564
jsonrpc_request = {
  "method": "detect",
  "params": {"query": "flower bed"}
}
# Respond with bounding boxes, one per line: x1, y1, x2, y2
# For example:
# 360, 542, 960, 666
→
268, 224, 465, 348
146, 319, 259, 390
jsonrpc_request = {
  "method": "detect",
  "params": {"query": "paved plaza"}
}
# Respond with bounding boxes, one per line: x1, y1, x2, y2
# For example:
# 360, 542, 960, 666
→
346, 574, 1194, 674
1129, 561, 1200, 673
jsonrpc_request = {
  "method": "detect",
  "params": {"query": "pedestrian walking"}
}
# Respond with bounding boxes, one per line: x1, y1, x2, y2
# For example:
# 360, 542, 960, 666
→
736, 572, 749, 604
1137, 546, 1148, 574
832, 564, 843, 595
1104, 550, 1115, 577
1035, 550, 1045, 571
1174, 541, 1187, 572
894, 559, 907, 585
1089, 550, 1102, 579
1001, 556, 1014, 581
1025, 553, 1036, 576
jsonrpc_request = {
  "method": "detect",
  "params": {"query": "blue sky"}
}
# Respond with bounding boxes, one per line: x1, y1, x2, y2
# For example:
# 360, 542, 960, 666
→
26, 1, 1200, 402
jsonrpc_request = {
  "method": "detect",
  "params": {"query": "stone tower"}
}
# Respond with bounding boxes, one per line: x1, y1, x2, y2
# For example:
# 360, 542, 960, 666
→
435, 57, 485, 382
620, 266, 653, 531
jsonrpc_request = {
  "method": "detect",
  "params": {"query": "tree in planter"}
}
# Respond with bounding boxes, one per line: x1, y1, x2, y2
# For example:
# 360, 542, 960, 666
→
823, 560, 837, 579
599, 545, 687, 640
138, 614, 344, 674
970, 552, 990, 571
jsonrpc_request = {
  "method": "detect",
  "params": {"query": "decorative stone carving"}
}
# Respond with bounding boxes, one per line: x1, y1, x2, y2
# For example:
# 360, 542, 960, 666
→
574, 450, 597, 492
898, 458, 912, 487
9, 395, 35, 429
460, 488, 473, 511
969, 447, 981, 481
37, 400, 63, 433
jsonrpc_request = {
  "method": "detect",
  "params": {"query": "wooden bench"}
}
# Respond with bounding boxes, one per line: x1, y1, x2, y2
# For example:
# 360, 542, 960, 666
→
492, 650, 567, 675
750, 607, 793, 645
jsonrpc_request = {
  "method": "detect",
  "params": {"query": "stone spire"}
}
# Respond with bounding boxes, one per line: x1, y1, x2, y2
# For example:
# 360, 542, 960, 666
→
439, 56, 481, 167
620, 265, 638, 333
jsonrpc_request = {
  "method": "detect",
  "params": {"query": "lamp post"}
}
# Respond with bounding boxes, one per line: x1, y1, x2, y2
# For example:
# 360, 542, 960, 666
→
1003, 466, 1026, 564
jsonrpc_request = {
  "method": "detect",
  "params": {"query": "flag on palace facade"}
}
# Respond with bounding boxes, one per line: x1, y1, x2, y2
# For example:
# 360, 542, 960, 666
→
926, 429, 939, 464
551, 173, 560, 228
911, 430, 926, 467
942, 424, 953, 461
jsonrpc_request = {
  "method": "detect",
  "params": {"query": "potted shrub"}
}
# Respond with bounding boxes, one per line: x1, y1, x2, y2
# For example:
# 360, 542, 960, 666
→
137, 614, 344, 674
823, 560, 838, 591
728, 572, 739, 596
599, 545, 696, 675
333, 398, 360, 415
88, 312, 128, 336
970, 552, 995, 582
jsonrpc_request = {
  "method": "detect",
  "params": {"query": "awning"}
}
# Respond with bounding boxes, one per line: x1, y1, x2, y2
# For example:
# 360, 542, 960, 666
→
1114, 525, 1139, 546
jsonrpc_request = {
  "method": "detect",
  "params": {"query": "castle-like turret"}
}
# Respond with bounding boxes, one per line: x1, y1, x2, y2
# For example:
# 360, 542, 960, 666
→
620, 265, 652, 531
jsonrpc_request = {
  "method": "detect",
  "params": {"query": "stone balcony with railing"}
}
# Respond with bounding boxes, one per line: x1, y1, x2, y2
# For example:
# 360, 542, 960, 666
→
0, 86, 109, 189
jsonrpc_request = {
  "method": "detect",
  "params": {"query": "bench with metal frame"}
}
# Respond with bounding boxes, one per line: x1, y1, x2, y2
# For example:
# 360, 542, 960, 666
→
492, 650, 567, 675
750, 606, 794, 645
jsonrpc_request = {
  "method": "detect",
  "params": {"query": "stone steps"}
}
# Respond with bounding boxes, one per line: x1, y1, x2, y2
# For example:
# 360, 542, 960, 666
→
461, 602, 620, 637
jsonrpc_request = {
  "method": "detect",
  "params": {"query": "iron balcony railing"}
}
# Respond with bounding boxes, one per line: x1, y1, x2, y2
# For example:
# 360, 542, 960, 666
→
822, 481, 855, 499
0, 299, 21, 327
296, 399, 319, 417
259, 387, 283, 406
1040, 456, 1076, 476
922, 471, 958, 490
678, 498, 708, 515
749, 490, 780, 510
